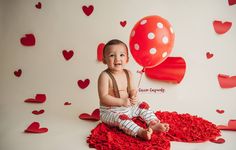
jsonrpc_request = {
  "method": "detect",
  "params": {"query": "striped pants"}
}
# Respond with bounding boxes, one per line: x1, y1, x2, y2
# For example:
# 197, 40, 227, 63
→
100, 101, 159, 137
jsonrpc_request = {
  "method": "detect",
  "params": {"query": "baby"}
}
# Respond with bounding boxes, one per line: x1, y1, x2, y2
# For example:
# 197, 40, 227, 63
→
98, 39, 169, 140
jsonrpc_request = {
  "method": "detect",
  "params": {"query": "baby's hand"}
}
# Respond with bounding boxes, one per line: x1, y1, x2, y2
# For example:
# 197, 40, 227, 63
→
123, 98, 131, 107
129, 90, 138, 105
130, 90, 137, 98
130, 96, 138, 105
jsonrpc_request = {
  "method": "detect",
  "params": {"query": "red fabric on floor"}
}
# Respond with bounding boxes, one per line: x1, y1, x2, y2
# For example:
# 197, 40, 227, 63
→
87, 111, 220, 150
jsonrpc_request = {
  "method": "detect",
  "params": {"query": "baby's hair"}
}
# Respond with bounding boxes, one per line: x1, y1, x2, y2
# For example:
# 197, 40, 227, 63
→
103, 39, 129, 59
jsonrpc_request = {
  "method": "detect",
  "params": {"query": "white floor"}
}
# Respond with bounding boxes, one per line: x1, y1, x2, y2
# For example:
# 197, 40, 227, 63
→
0, 103, 236, 150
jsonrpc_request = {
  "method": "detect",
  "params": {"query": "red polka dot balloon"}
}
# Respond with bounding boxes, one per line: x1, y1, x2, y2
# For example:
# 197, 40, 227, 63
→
129, 15, 175, 68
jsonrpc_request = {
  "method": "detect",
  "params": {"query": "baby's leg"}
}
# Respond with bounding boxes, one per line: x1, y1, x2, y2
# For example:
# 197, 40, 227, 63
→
131, 101, 169, 132
132, 101, 159, 125
101, 111, 140, 136
100, 107, 154, 140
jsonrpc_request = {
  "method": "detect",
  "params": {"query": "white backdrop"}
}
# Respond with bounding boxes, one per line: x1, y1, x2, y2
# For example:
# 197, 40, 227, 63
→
1, 0, 236, 150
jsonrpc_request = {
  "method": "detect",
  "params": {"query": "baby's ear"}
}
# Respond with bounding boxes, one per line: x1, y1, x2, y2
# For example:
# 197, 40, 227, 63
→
102, 58, 107, 64
126, 56, 129, 63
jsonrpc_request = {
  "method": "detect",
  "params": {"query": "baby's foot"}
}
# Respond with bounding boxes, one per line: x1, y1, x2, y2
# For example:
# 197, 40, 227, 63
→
138, 127, 153, 140
149, 121, 169, 132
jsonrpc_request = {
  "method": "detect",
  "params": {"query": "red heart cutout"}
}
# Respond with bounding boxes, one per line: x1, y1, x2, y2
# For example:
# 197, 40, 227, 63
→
139, 102, 150, 109
206, 52, 214, 59
210, 138, 225, 144
97, 43, 105, 61
213, 20, 232, 34
62, 50, 74, 61
35, 2, 42, 9
79, 109, 100, 121
217, 120, 236, 131
32, 109, 45, 115
216, 109, 224, 114
119, 114, 130, 120
145, 57, 186, 84
217, 74, 236, 88
20, 34, 36, 46
82, 5, 94, 16
64, 102, 71, 105
14, 69, 22, 77
25, 122, 48, 133
228, 0, 236, 6
120, 20, 127, 27
24, 94, 46, 103
77, 79, 90, 89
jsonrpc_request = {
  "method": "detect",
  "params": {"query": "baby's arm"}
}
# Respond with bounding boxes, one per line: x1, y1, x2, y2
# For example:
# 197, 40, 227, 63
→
98, 72, 131, 107
127, 70, 139, 105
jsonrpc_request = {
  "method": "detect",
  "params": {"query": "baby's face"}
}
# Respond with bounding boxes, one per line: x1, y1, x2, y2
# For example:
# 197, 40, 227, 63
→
104, 44, 128, 72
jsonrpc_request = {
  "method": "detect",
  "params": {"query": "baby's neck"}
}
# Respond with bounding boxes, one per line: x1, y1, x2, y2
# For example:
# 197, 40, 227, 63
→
107, 68, 124, 74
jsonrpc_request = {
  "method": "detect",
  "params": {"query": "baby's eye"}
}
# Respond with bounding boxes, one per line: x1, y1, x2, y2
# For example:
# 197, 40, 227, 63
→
120, 54, 125, 57
109, 54, 115, 57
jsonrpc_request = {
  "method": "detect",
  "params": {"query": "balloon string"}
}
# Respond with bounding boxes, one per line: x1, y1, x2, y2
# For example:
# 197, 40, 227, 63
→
137, 68, 145, 88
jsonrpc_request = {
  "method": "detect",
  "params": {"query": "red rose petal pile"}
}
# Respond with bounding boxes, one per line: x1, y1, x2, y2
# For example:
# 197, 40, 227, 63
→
87, 111, 220, 150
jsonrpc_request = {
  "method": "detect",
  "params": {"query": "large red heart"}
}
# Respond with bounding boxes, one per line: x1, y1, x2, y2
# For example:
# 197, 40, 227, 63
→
25, 122, 48, 133
35, 2, 42, 9
217, 74, 236, 88
120, 20, 127, 27
32, 109, 45, 115
82, 5, 94, 16
77, 79, 90, 89
62, 50, 74, 61
210, 138, 225, 144
24, 94, 46, 103
14, 69, 22, 77
217, 120, 236, 131
79, 109, 100, 121
213, 20, 232, 34
228, 0, 236, 6
20, 34, 36, 46
206, 52, 214, 59
145, 57, 186, 84
97, 43, 105, 61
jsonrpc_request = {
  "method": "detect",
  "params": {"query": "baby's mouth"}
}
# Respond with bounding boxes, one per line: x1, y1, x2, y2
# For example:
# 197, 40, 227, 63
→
114, 63, 122, 66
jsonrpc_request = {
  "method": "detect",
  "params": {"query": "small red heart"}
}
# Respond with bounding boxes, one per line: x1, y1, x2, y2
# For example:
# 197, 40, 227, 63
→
97, 43, 105, 61
228, 0, 236, 6
217, 74, 236, 88
79, 109, 100, 121
139, 102, 150, 109
64, 102, 71, 105
216, 109, 224, 114
213, 20, 232, 34
25, 122, 48, 133
77, 79, 90, 89
119, 114, 130, 120
35, 2, 42, 9
20, 34, 36, 46
210, 138, 225, 144
24, 94, 46, 103
32, 109, 45, 115
82, 5, 94, 16
206, 52, 214, 59
62, 50, 74, 61
14, 69, 22, 77
120, 20, 127, 27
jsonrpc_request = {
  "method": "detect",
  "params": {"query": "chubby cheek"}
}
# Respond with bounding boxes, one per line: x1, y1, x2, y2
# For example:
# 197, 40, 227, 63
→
107, 59, 114, 66
123, 57, 128, 63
